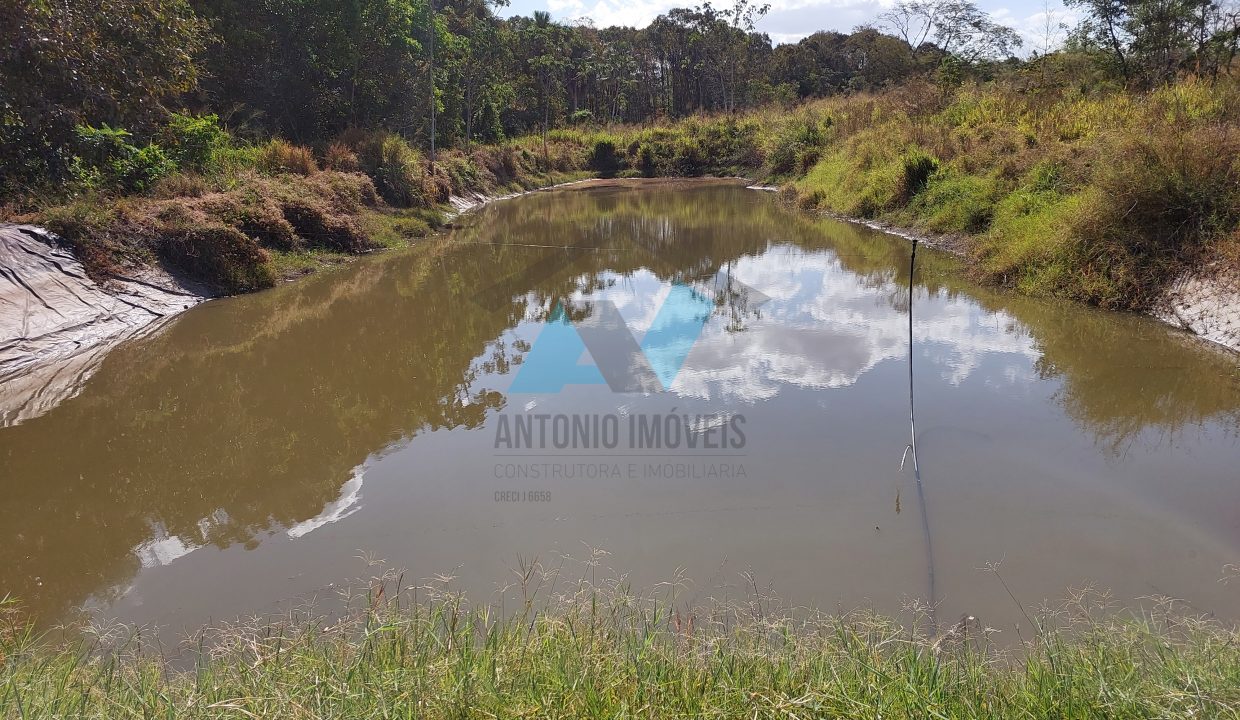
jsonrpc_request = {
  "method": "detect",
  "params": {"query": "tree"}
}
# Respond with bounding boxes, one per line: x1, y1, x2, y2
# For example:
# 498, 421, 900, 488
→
772, 32, 853, 97
845, 27, 926, 89
519, 11, 570, 164
878, 0, 1023, 62
1, 0, 206, 186
452, 3, 511, 147
189, 0, 426, 140
1066, 0, 1239, 83
719, 0, 772, 111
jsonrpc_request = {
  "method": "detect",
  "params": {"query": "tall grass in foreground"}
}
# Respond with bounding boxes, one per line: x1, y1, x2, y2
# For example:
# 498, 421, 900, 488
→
3, 565, 1239, 719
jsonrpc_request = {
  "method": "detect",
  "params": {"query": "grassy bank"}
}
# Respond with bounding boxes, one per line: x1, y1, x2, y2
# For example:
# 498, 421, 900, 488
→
7, 77, 1239, 305
571, 76, 1240, 311
781, 79, 1240, 310
3, 576, 1240, 718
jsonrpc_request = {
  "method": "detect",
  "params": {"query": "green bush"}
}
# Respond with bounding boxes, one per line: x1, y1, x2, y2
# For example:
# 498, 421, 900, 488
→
758, 116, 828, 177
911, 170, 999, 233
73, 125, 175, 192
162, 113, 230, 172
439, 154, 482, 194
588, 137, 621, 178
692, 119, 762, 172
123, 144, 176, 192
350, 132, 425, 207
73, 125, 132, 171
475, 100, 505, 144
901, 150, 938, 199
673, 137, 707, 176
636, 143, 657, 177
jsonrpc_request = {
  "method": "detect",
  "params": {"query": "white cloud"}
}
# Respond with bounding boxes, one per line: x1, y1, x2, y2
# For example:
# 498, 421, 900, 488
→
1011, 7, 1081, 53
535, 0, 899, 33
512, 0, 1075, 53
551, 0, 673, 27
526, 245, 1040, 403
286, 466, 366, 539
767, 31, 813, 44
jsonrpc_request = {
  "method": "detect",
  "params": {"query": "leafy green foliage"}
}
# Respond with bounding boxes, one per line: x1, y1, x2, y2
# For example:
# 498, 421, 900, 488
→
1066, 0, 1240, 85
348, 132, 428, 207
162, 113, 230, 172
766, 115, 829, 176
73, 125, 176, 192
910, 169, 998, 233
0, 0, 205, 190
190, 0, 427, 141
636, 143, 657, 177
588, 137, 622, 178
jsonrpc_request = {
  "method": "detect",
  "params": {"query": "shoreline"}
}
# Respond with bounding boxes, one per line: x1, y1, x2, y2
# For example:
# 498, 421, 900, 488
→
3, 572, 1238, 717
2, 175, 1236, 410
0, 175, 660, 425
809, 204, 1240, 357
0, 224, 210, 426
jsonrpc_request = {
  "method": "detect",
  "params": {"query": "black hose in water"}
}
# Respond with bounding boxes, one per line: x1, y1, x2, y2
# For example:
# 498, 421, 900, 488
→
907, 237, 938, 633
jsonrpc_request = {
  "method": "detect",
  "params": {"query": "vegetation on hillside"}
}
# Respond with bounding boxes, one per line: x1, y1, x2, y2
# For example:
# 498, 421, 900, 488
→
21, 122, 592, 292
784, 78, 1240, 308
2, 0, 1238, 301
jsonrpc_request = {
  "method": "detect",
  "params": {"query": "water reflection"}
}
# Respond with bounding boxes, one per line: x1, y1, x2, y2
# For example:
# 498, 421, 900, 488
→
0, 181, 1237, 630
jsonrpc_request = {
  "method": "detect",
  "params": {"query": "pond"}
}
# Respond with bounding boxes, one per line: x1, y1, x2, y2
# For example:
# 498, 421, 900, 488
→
2, 179, 1239, 639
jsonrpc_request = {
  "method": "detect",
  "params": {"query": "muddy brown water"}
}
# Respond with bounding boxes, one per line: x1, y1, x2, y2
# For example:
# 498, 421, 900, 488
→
2, 180, 1239, 641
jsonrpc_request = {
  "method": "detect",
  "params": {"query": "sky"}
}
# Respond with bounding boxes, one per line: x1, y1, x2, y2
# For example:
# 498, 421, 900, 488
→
498, 0, 1080, 54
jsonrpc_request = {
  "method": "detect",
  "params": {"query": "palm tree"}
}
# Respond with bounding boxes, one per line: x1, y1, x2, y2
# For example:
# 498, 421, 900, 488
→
529, 10, 559, 165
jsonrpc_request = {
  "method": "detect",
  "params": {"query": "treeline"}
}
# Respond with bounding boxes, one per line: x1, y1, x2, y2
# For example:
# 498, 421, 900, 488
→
4, 0, 1237, 199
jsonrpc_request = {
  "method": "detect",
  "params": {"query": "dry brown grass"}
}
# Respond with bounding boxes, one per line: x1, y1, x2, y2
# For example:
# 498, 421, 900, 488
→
323, 141, 361, 172
160, 223, 273, 292
150, 172, 211, 199
30, 169, 385, 291
258, 139, 319, 175
280, 198, 369, 252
